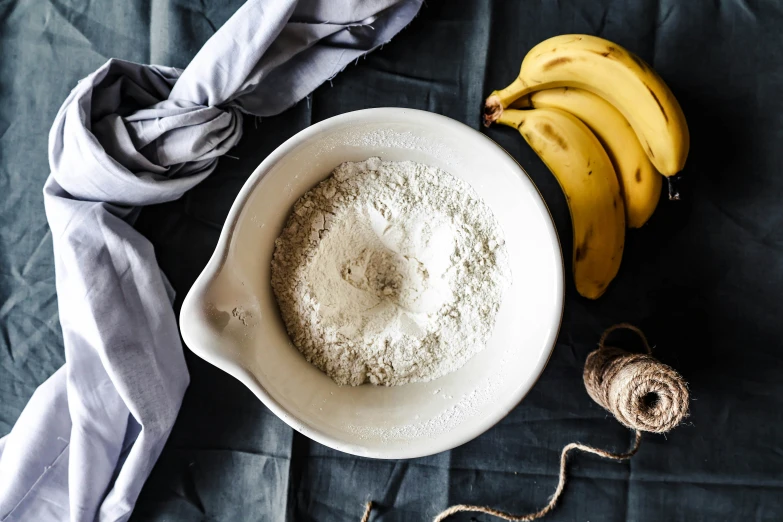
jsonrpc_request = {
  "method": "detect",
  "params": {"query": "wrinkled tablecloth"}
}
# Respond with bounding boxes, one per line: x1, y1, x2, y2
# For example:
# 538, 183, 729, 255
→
1, 0, 782, 521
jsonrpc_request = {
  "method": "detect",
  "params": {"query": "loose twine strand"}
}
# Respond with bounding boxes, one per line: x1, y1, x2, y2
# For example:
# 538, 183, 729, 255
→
360, 501, 373, 522
360, 323, 690, 522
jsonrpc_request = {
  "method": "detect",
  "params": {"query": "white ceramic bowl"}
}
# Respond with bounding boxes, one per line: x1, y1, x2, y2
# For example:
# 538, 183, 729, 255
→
180, 108, 563, 459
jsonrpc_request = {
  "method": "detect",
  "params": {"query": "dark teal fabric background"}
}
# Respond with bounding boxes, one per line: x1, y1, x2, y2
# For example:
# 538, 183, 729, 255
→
2, 1, 782, 520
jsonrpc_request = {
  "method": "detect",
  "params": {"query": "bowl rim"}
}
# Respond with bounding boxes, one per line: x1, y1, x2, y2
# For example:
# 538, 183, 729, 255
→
180, 107, 565, 459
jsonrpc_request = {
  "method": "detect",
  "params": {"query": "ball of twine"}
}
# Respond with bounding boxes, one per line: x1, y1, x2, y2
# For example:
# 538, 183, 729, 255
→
584, 323, 689, 433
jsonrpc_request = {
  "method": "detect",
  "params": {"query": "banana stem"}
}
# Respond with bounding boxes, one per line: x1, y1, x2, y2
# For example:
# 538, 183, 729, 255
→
483, 77, 531, 126
483, 95, 504, 127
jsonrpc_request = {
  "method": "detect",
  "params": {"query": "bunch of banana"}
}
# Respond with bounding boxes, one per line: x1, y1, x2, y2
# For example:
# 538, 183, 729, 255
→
485, 34, 689, 299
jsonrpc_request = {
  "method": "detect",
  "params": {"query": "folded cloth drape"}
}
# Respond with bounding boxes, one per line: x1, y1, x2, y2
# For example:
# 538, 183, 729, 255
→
0, 1, 422, 520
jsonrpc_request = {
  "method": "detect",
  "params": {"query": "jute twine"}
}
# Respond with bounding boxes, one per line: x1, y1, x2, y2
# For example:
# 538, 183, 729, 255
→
359, 323, 690, 522
583, 323, 690, 434
360, 501, 373, 522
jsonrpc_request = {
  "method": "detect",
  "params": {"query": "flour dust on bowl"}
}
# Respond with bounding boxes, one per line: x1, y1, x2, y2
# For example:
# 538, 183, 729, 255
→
180, 108, 564, 459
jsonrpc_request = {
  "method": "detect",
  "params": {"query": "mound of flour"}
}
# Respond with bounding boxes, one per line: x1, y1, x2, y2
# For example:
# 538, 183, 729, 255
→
271, 157, 511, 386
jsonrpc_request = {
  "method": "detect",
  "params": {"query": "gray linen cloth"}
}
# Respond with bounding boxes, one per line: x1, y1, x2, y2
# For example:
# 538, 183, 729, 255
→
0, 1, 421, 520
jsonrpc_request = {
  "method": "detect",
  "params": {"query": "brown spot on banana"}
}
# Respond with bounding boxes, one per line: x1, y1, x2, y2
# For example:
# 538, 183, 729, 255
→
538, 123, 569, 151
645, 140, 655, 159
635, 168, 642, 182
542, 56, 573, 70
588, 170, 592, 175
584, 224, 594, 241
646, 85, 669, 123
592, 45, 617, 58
575, 227, 594, 264
534, 48, 559, 59
575, 243, 587, 262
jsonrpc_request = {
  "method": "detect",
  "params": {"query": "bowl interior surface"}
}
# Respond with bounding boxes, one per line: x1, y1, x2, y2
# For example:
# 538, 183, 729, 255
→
180, 108, 563, 459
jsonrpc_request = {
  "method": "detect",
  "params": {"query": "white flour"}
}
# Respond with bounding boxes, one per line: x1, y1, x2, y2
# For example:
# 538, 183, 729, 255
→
271, 158, 511, 386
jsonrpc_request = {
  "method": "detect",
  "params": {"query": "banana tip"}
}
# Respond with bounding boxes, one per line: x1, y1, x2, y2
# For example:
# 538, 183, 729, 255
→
666, 174, 684, 201
483, 95, 503, 127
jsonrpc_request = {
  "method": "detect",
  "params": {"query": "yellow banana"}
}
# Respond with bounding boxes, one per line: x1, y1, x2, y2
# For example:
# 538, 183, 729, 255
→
497, 107, 625, 299
485, 34, 689, 180
513, 87, 661, 228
